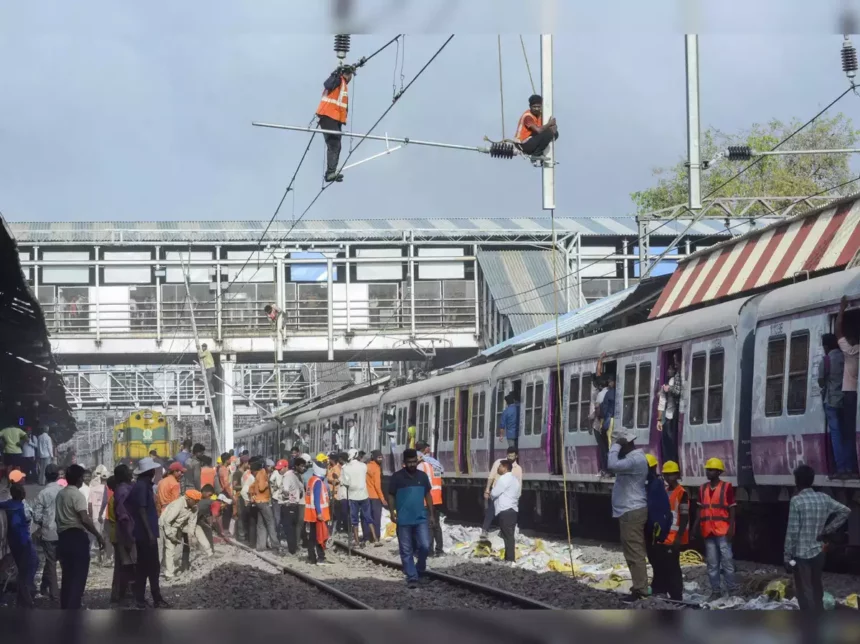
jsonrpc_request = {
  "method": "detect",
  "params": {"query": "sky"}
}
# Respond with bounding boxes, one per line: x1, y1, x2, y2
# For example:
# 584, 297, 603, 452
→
1, 0, 858, 224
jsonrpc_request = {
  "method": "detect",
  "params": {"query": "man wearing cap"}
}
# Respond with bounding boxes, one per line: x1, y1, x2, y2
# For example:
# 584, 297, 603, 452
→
607, 429, 649, 601
33, 463, 63, 601
157, 462, 185, 515
55, 464, 105, 609
655, 460, 688, 601
513, 94, 558, 160
692, 458, 738, 598
127, 457, 169, 608
159, 489, 204, 579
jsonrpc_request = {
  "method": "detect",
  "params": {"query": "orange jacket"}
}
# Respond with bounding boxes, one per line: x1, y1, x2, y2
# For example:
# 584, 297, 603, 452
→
156, 476, 180, 516
200, 466, 216, 489
366, 461, 384, 501
515, 109, 541, 142
664, 485, 689, 545
316, 75, 349, 124
699, 481, 731, 538
304, 476, 330, 522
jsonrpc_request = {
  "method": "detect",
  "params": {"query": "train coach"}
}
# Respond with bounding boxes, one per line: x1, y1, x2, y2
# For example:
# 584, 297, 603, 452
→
234, 267, 860, 559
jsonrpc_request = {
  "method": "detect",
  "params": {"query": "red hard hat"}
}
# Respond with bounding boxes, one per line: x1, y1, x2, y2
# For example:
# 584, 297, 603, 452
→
275, 459, 288, 471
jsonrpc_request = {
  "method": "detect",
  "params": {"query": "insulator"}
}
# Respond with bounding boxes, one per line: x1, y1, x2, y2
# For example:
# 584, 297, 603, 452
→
842, 37, 858, 79
727, 145, 752, 161
489, 142, 515, 159
334, 34, 351, 60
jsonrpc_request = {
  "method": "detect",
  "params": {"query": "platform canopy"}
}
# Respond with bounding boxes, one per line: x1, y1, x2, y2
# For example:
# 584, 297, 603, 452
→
650, 193, 860, 319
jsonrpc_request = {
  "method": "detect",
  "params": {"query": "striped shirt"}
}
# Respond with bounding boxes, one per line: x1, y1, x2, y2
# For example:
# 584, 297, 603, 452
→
784, 488, 850, 561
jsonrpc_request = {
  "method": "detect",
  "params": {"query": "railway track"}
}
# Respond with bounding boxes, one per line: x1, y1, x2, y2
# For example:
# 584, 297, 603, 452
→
228, 538, 554, 609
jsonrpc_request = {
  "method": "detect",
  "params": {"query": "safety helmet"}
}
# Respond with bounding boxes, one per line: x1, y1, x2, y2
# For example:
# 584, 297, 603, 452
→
662, 460, 680, 474
645, 454, 658, 468
704, 457, 725, 472
315, 452, 328, 462
347, 448, 359, 461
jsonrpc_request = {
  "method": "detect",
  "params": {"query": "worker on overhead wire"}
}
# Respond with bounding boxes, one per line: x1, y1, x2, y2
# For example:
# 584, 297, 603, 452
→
316, 63, 355, 183
514, 94, 558, 161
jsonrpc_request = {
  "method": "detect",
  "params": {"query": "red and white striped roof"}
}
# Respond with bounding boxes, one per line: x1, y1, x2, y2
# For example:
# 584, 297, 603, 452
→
650, 195, 860, 319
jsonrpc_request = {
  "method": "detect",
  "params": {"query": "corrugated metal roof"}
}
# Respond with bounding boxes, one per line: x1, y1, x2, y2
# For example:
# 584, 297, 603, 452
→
5, 217, 781, 244
651, 194, 860, 319
477, 249, 574, 334
480, 286, 638, 358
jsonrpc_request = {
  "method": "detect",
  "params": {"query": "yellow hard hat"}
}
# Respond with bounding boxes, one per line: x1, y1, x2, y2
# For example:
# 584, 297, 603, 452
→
662, 460, 680, 474
315, 452, 328, 462
216, 456, 222, 465
645, 453, 659, 468
704, 457, 725, 471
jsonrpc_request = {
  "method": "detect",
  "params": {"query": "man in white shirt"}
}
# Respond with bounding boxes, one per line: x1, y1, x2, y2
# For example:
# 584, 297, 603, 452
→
489, 459, 521, 562
482, 446, 523, 537
341, 449, 378, 546
280, 457, 307, 554
21, 428, 38, 479
36, 427, 55, 485
607, 429, 650, 600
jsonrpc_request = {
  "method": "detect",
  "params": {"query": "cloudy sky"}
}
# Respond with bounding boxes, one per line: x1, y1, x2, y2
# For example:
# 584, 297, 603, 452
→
0, 1, 856, 223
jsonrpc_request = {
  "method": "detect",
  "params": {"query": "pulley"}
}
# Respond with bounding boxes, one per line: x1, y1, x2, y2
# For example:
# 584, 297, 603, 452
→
334, 34, 351, 60
489, 142, 515, 159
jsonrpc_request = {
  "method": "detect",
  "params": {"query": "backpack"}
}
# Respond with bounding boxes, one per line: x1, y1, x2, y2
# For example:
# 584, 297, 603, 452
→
646, 476, 672, 543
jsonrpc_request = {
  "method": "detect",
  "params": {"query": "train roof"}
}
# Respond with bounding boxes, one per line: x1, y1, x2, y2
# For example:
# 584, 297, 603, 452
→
380, 362, 497, 404
754, 266, 860, 322
492, 296, 748, 380
233, 419, 279, 440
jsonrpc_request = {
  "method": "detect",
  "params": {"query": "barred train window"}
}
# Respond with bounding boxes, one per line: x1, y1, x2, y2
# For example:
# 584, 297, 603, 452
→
533, 381, 544, 435
580, 374, 592, 431
622, 364, 636, 429
637, 363, 651, 429
524, 383, 534, 436
787, 332, 809, 415
765, 337, 786, 417
707, 351, 724, 423
689, 353, 706, 425
568, 375, 580, 433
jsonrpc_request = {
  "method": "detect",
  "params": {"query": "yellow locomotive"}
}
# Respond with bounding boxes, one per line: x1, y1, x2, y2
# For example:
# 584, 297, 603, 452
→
113, 409, 177, 464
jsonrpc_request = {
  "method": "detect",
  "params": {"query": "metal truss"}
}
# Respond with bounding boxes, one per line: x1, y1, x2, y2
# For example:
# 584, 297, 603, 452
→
637, 196, 837, 221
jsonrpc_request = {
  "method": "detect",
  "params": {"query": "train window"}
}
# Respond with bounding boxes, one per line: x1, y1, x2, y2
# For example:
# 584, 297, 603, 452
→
637, 363, 651, 428
580, 374, 592, 431
447, 396, 456, 441
689, 353, 706, 425
477, 392, 486, 438
471, 392, 480, 439
524, 383, 534, 436
707, 350, 724, 423
397, 408, 406, 445
470, 391, 486, 439
533, 380, 544, 435
622, 365, 636, 429
441, 399, 449, 441
495, 387, 505, 435
787, 331, 810, 415
766, 336, 786, 417
568, 374, 580, 433
418, 402, 431, 442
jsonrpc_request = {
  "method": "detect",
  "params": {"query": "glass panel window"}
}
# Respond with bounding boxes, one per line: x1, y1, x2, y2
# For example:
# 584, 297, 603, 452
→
533, 381, 544, 435
707, 351, 724, 423
524, 384, 534, 436
471, 393, 480, 439
787, 332, 809, 415
494, 387, 505, 437
622, 365, 636, 429
568, 375, 580, 433
580, 374, 592, 431
637, 363, 651, 429
689, 354, 706, 425
477, 392, 486, 439
766, 337, 786, 417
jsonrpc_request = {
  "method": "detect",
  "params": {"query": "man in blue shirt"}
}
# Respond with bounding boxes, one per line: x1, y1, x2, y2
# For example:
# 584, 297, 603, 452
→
126, 457, 169, 608
387, 449, 434, 588
0, 483, 37, 607
497, 393, 521, 450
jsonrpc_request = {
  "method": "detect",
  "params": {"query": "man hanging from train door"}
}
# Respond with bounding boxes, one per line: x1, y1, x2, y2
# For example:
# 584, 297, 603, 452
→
657, 352, 682, 466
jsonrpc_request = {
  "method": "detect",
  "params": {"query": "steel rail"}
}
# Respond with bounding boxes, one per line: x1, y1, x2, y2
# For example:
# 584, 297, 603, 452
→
227, 539, 372, 609
332, 540, 556, 610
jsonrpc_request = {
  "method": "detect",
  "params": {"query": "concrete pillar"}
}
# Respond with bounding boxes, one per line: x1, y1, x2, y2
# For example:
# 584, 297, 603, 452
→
220, 356, 236, 451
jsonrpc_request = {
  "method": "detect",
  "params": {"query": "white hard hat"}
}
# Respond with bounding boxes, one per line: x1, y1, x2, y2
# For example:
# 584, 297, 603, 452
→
133, 457, 161, 475
347, 448, 359, 461
93, 464, 110, 479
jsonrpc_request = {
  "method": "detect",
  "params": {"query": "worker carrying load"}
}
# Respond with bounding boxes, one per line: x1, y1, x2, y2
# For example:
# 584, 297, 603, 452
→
514, 94, 558, 161
316, 64, 355, 183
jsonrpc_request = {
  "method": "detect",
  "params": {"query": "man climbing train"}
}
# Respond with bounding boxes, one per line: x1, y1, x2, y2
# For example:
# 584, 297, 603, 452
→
514, 94, 558, 160
316, 64, 355, 183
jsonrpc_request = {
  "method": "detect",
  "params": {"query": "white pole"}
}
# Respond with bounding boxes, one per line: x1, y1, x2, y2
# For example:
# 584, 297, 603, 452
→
541, 34, 556, 211
686, 34, 702, 211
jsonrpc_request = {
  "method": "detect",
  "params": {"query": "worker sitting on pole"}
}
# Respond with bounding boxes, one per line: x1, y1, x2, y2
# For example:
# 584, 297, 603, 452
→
316, 64, 355, 183
514, 94, 558, 160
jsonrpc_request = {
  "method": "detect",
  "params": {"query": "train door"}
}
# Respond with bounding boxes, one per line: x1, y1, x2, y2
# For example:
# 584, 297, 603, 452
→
488, 384, 502, 466
468, 386, 489, 473
457, 388, 470, 474
436, 391, 456, 473
519, 372, 546, 474
563, 361, 598, 476
549, 369, 564, 475
408, 400, 418, 448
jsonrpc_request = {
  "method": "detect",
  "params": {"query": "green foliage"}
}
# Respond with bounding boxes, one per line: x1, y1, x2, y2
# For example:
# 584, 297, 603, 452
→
631, 114, 860, 214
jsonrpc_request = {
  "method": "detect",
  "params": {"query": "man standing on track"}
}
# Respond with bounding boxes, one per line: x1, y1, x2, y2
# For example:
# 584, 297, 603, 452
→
692, 458, 738, 598
366, 450, 386, 543
489, 459, 521, 563
341, 448, 378, 547
305, 456, 332, 565
388, 448, 434, 589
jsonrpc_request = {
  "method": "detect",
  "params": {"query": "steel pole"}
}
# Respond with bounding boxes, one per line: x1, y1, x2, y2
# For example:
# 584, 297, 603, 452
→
686, 34, 702, 211
540, 34, 556, 210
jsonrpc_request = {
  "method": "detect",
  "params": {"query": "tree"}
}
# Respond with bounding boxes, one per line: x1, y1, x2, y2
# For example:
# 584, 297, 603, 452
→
630, 113, 860, 214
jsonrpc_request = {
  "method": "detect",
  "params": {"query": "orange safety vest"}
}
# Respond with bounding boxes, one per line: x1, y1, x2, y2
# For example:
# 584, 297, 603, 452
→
200, 466, 215, 489
515, 109, 541, 142
304, 475, 330, 522
418, 460, 443, 506
698, 481, 731, 538
664, 485, 689, 545
316, 76, 349, 124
